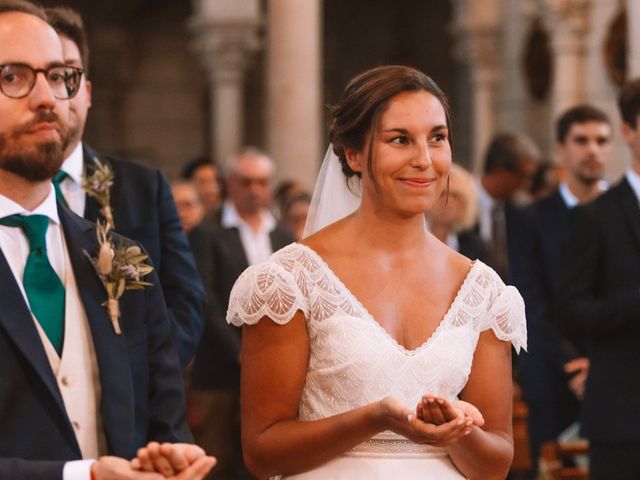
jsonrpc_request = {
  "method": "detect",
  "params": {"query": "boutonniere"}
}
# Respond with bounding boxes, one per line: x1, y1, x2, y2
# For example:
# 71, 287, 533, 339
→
82, 157, 115, 228
84, 221, 154, 335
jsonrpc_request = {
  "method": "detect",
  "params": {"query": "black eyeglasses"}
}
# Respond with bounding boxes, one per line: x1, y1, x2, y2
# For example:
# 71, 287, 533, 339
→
0, 63, 84, 100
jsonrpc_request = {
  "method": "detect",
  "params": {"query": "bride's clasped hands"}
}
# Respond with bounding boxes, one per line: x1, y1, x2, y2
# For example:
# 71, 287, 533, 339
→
379, 396, 485, 447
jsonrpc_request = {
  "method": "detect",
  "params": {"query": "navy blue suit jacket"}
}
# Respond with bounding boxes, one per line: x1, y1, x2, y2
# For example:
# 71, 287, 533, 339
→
473, 200, 528, 284
558, 178, 640, 443
512, 189, 584, 406
0, 206, 191, 479
83, 145, 204, 368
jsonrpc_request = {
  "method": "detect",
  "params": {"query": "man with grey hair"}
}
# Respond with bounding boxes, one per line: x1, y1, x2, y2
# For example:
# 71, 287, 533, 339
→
189, 148, 294, 479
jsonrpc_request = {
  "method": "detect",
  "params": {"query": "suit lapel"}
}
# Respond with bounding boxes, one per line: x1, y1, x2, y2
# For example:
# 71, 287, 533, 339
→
548, 189, 570, 232
82, 145, 119, 225
82, 145, 101, 222
224, 227, 249, 268
59, 206, 135, 455
617, 178, 640, 250
270, 226, 293, 251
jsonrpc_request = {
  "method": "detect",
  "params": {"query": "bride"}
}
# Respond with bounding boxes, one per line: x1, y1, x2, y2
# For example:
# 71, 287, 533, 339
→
227, 65, 526, 479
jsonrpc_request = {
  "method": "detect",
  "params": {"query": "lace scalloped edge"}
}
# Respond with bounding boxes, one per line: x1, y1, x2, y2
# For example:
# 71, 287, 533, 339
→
227, 261, 309, 327
481, 284, 527, 353
227, 302, 309, 327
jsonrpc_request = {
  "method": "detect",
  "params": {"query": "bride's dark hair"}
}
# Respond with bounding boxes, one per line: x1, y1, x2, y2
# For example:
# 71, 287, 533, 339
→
329, 65, 451, 180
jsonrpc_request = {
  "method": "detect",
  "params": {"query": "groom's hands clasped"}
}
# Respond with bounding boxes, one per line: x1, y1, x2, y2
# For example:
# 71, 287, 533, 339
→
90, 444, 215, 480
130, 442, 216, 479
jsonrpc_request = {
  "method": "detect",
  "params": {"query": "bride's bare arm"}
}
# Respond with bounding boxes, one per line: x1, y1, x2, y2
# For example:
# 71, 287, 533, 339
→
240, 311, 393, 478
446, 330, 514, 480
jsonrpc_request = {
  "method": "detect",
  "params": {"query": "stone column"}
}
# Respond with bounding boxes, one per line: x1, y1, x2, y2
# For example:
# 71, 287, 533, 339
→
189, 0, 262, 167
541, 0, 591, 120
266, 0, 322, 189
628, 0, 640, 77
452, 0, 502, 175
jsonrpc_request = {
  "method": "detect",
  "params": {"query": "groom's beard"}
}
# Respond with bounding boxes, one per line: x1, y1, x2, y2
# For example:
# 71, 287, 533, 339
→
0, 111, 68, 181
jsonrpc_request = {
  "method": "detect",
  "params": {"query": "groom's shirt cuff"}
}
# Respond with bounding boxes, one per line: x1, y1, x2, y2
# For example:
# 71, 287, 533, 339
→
63, 459, 96, 480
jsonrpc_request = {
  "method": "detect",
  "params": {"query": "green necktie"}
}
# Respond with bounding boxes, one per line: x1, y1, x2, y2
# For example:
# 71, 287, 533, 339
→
0, 214, 65, 355
52, 171, 69, 208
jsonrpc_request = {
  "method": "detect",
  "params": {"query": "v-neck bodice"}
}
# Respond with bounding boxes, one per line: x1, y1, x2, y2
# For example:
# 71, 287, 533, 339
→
228, 243, 526, 424
296, 243, 480, 354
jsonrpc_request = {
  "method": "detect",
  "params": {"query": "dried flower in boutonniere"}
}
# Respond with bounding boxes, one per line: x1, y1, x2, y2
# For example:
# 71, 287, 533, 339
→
82, 157, 115, 228
85, 221, 154, 335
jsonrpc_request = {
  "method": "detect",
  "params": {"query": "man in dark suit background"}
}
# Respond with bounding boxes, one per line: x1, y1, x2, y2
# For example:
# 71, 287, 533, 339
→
46, 6, 204, 369
513, 105, 611, 471
189, 148, 294, 479
0, 2, 214, 478
558, 80, 640, 479
476, 132, 539, 281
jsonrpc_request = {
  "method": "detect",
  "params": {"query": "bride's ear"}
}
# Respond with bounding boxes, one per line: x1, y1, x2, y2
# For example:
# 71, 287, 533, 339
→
344, 148, 363, 173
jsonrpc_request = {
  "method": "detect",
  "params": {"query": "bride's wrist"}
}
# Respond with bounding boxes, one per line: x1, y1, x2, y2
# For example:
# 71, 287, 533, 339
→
368, 400, 391, 431
372, 397, 409, 431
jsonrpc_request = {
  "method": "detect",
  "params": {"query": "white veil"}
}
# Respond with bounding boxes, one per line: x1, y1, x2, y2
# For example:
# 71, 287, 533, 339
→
302, 145, 362, 238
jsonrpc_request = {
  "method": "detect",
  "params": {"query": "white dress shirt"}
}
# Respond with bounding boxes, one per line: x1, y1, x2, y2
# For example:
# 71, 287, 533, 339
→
221, 201, 277, 266
0, 187, 66, 299
476, 179, 496, 242
58, 142, 87, 216
0, 187, 101, 479
559, 180, 608, 209
559, 182, 580, 209
626, 168, 640, 204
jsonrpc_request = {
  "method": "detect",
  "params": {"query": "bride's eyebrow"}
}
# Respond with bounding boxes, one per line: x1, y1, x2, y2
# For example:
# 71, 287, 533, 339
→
381, 125, 448, 134
381, 128, 409, 134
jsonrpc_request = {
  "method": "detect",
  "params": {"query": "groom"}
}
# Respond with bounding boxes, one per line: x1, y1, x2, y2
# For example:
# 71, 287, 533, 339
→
0, 2, 213, 478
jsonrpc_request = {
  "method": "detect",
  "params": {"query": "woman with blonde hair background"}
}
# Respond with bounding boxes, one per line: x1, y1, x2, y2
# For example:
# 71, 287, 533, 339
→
427, 163, 493, 264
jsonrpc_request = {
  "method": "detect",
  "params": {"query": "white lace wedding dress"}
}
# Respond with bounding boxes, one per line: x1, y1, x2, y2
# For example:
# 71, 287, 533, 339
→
228, 243, 526, 480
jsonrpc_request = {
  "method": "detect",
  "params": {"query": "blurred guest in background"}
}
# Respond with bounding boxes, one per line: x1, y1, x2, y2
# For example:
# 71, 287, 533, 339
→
513, 104, 611, 474
274, 179, 308, 219
280, 191, 311, 241
181, 156, 223, 217
188, 148, 294, 479
427, 163, 491, 264
47, 6, 204, 370
476, 132, 540, 281
557, 80, 640, 480
528, 159, 564, 201
172, 180, 205, 235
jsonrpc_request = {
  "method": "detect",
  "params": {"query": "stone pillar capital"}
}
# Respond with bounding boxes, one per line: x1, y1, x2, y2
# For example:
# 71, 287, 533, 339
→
539, 0, 591, 54
454, 26, 501, 85
189, 18, 262, 84
451, 0, 502, 84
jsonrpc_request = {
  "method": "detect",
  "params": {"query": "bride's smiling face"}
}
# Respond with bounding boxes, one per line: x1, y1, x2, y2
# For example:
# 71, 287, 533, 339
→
346, 90, 452, 216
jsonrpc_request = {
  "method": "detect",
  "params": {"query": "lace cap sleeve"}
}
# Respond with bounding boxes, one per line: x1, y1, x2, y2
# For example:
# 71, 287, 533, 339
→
227, 260, 309, 327
480, 272, 527, 353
